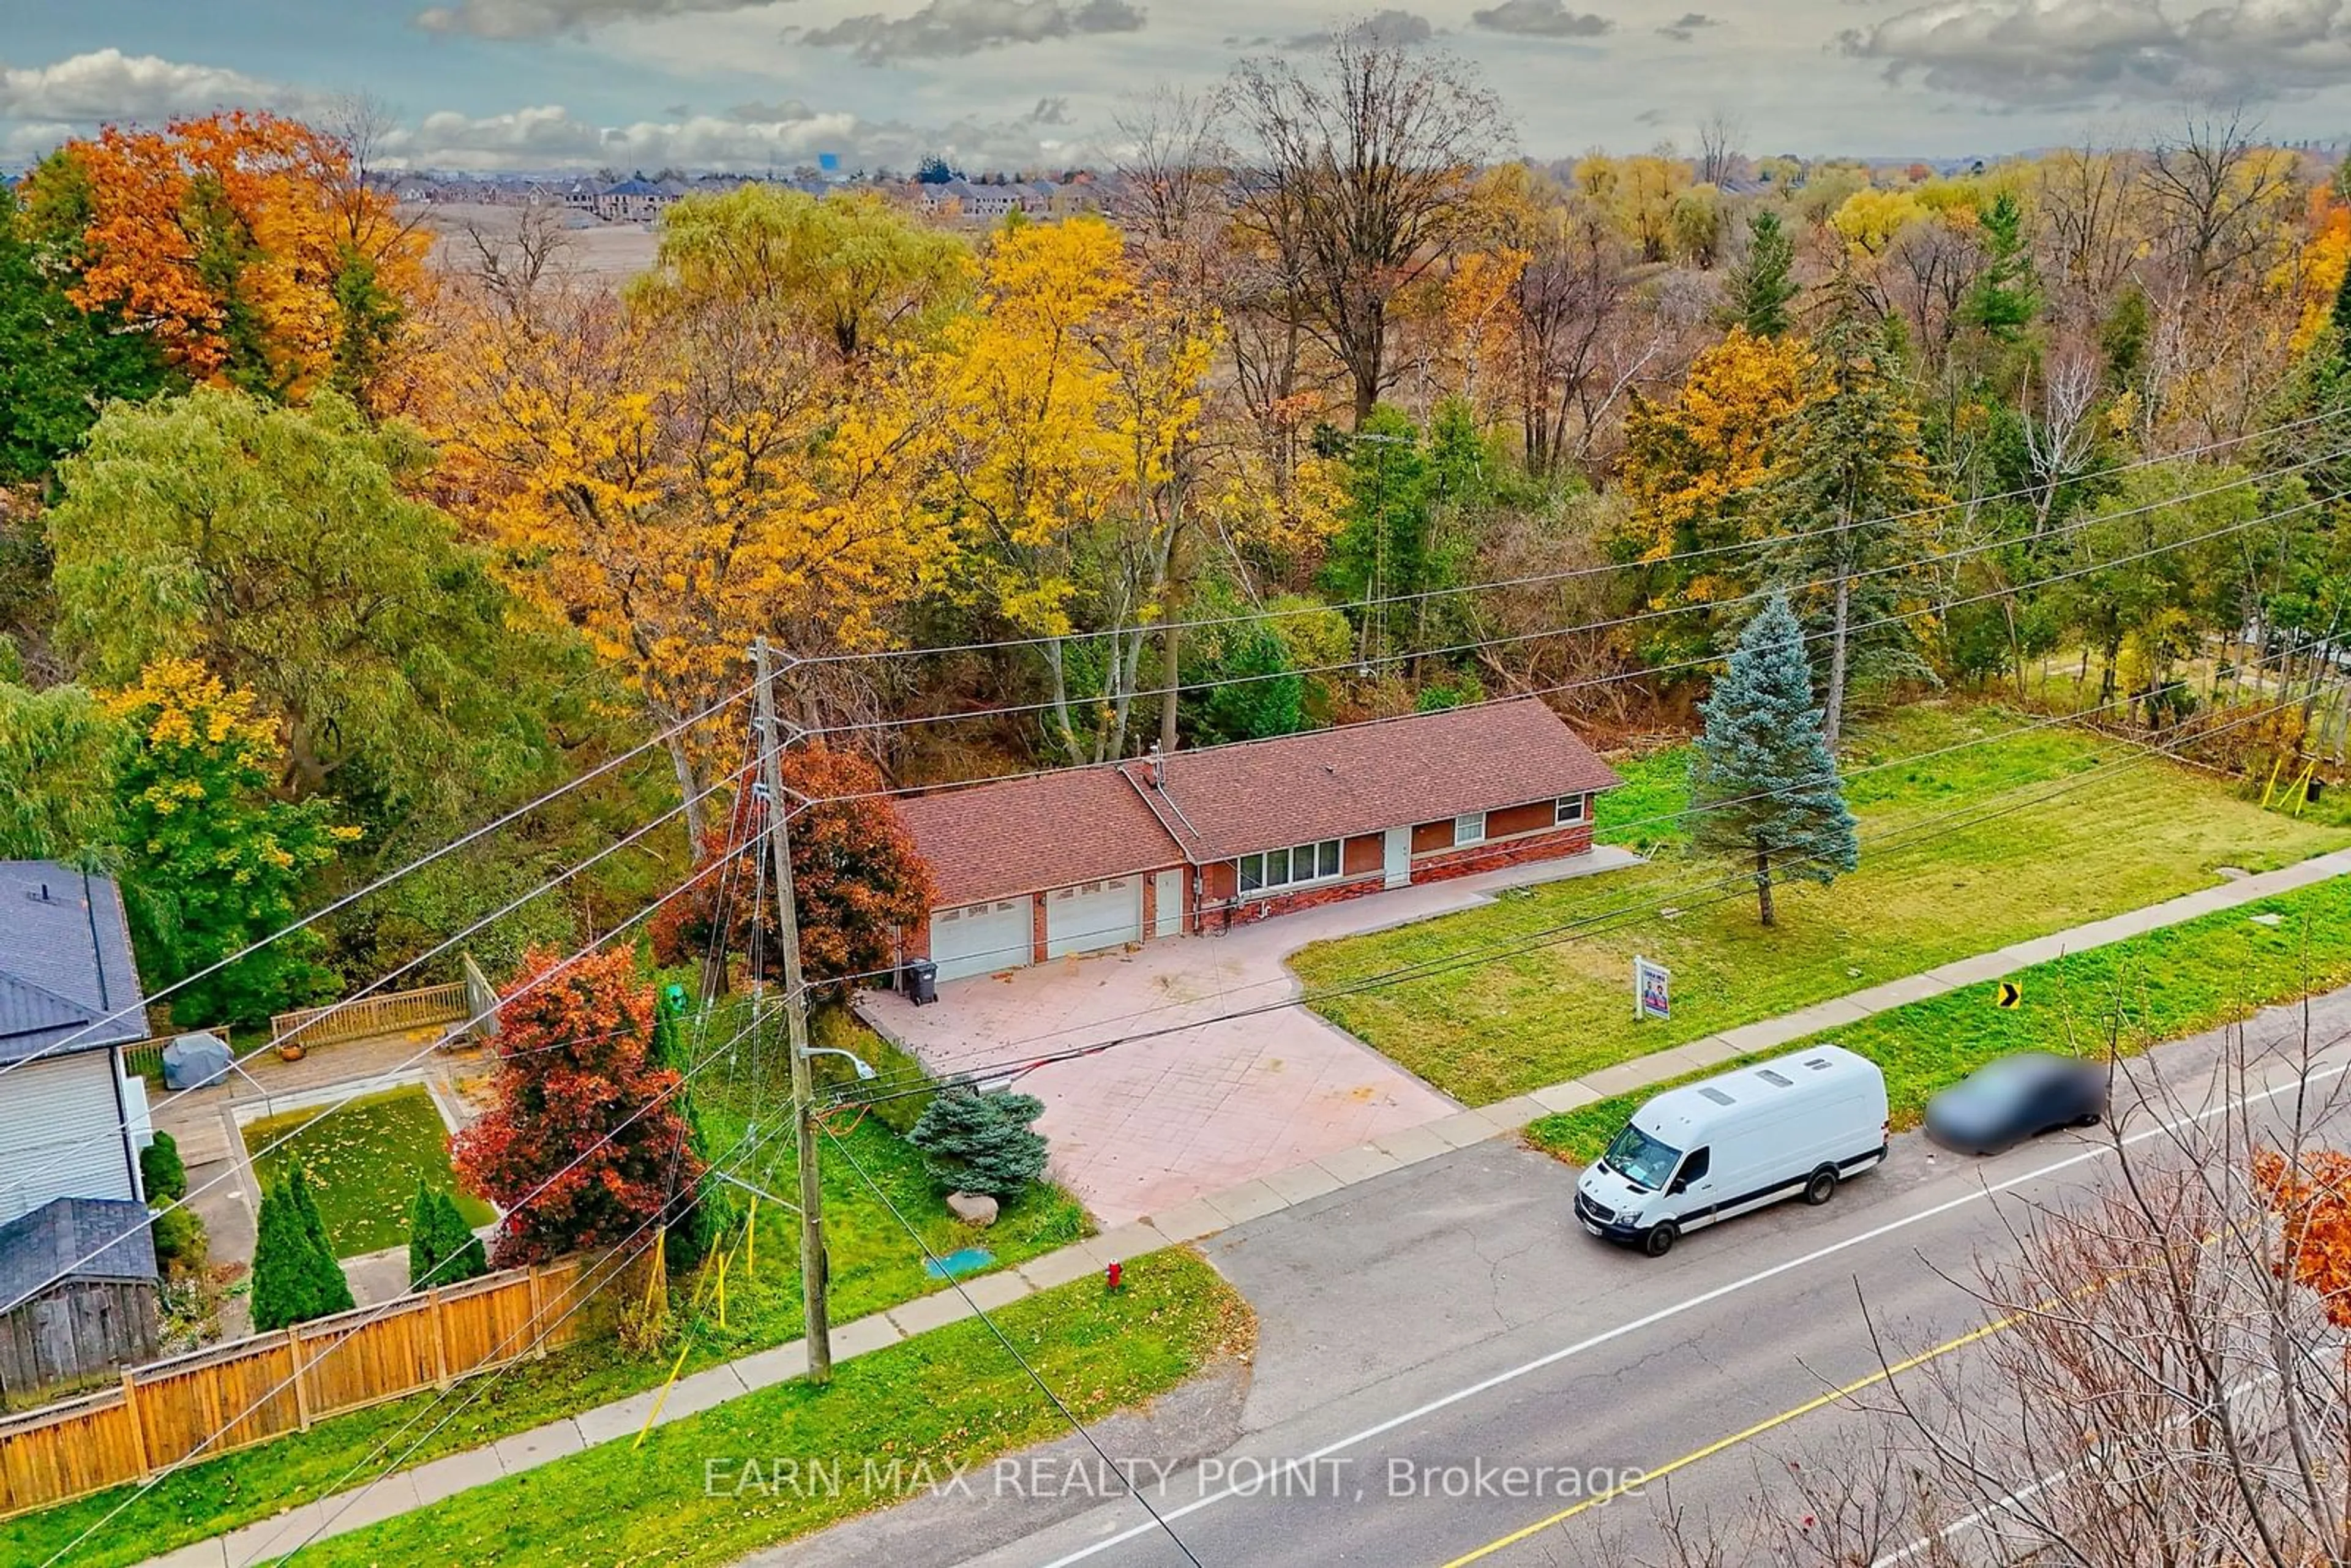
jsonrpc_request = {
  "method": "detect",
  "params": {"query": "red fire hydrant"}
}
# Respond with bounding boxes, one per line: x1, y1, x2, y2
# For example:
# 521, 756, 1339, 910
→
1106, 1260, 1123, 1292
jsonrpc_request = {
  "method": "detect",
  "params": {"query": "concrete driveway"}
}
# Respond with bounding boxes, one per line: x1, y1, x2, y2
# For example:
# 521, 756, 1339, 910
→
858, 849, 1640, 1226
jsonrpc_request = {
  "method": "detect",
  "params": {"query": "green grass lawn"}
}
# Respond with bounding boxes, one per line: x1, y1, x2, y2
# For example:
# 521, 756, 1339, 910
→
1293, 701, 2351, 1106
7, 1007, 1092, 1568
1527, 871, 2351, 1165
296, 1248, 1250, 1567
244, 1087, 495, 1258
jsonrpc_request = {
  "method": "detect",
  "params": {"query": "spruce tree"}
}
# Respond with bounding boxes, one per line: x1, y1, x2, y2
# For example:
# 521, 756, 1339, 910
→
908, 1088, 1050, 1199
1690, 595, 1859, 926
647, 981, 722, 1272
1203, 626, 1305, 743
1958, 191, 2037, 342
1724, 209, 1798, 339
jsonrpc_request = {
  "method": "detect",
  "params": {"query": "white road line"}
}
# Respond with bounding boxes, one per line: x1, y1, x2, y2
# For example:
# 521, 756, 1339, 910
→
1037, 1052, 2351, 1568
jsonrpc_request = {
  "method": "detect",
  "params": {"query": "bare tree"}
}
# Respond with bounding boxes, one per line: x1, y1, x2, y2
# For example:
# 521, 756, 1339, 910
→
1695, 110, 1745, 189
2034, 138, 2144, 327
2147, 112, 2300, 295
1224, 28, 1510, 425
2019, 348, 2101, 535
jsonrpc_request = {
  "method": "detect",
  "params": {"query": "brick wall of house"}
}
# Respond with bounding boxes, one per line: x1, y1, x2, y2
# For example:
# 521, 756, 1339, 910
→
1412, 822, 1594, 885
1215, 823, 1596, 928
1487, 800, 1556, 838
1030, 895, 1049, 964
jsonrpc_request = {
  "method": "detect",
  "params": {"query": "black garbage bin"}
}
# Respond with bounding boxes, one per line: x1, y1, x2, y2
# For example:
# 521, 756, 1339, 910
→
904, 959, 938, 1007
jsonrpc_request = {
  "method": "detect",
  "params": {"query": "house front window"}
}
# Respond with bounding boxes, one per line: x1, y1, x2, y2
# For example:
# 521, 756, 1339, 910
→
1239, 838, 1344, 896
1453, 812, 1487, 847
1556, 794, 1589, 827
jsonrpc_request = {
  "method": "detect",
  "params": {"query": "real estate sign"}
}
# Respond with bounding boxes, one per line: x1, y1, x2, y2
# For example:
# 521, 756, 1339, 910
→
1633, 956, 1670, 1022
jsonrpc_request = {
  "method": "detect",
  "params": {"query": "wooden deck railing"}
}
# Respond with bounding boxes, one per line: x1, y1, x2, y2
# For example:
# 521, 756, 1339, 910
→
269, 983, 470, 1052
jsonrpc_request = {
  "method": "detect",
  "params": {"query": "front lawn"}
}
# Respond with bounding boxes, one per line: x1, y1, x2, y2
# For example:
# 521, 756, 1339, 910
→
1293, 702, 2351, 1106
244, 1086, 494, 1258
7, 1009, 1090, 1568
1526, 871, 2351, 1164
301, 1248, 1251, 1567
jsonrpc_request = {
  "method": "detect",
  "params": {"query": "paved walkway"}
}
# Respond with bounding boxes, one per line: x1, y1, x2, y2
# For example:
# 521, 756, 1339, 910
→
859, 848, 1645, 1225
141, 847, 2351, 1567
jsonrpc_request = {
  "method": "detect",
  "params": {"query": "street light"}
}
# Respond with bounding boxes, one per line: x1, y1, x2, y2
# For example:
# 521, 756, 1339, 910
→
804, 1047, 877, 1081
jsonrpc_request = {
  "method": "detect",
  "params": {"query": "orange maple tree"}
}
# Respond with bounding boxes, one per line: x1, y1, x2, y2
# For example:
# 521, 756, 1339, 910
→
25, 110, 428, 401
2253, 1146, 2351, 1328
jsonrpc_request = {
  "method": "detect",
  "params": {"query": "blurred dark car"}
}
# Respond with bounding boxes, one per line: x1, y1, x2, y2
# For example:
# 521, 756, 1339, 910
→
1924, 1052, 2107, 1155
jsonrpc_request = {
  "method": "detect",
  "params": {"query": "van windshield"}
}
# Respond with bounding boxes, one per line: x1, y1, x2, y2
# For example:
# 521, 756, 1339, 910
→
1599, 1123, 1681, 1191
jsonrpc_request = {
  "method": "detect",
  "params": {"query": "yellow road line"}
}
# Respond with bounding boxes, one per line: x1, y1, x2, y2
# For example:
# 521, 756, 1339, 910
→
1438, 1313, 2020, 1567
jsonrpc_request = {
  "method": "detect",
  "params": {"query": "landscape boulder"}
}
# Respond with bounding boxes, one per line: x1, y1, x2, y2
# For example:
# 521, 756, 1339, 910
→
946, 1191, 999, 1227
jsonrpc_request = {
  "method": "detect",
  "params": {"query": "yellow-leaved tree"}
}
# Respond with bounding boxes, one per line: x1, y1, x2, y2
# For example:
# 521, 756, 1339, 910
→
429, 189, 962, 838
928, 216, 1224, 763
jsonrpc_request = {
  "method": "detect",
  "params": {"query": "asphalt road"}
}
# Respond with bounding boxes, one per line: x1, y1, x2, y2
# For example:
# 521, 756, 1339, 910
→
760, 986, 2351, 1568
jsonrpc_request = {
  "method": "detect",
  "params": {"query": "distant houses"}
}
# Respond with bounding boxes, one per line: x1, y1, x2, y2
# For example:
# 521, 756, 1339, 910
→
383, 167, 1103, 228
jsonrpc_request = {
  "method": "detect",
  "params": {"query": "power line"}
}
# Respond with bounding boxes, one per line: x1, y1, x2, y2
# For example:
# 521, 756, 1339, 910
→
22, 679, 757, 1067
786, 479, 2345, 817
803, 454, 2341, 740
795, 636, 2322, 997
792, 411, 2347, 669
818, 1118, 1208, 1568
41, 986, 789, 1566
1, 815, 752, 1322
0, 750, 763, 1216
280, 1024, 798, 1561
838, 688, 2323, 1111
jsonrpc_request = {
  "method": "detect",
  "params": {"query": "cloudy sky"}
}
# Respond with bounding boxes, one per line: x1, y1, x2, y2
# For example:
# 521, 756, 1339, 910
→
5, 0, 2351, 174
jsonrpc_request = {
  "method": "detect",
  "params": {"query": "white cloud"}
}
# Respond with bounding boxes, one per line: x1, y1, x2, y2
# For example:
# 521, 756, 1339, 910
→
375, 100, 1075, 171
413, 0, 781, 40
0, 48, 326, 123
1839, 0, 2351, 103
1470, 0, 1614, 37
1281, 8, 1439, 47
797, 0, 1147, 62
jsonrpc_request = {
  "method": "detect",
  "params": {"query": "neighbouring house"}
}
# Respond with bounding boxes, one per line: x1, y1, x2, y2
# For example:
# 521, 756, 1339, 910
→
0, 1197, 159, 1399
593, 177, 684, 223
0, 863, 153, 1225
896, 700, 1624, 983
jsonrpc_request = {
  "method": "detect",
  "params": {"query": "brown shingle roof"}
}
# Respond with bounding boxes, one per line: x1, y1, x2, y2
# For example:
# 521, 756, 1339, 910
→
897, 700, 1620, 906
1130, 698, 1621, 862
894, 768, 1182, 909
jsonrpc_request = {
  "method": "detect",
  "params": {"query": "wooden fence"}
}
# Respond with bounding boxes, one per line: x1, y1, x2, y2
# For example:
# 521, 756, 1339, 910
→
0, 1247, 654, 1519
118, 1036, 173, 1088
269, 981, 471, 1052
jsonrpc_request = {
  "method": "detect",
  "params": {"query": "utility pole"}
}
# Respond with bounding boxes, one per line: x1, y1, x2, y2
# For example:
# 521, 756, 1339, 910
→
752, 637, 831, 1385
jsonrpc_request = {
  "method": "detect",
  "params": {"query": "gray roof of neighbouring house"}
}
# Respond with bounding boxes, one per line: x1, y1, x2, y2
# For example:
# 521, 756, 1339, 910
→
0, 861, 146, 1064
0, 1197, 159, 1314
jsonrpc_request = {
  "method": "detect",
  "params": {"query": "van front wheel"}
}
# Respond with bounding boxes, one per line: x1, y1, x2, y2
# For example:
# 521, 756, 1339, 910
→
1803, 1166, 1839, 1206
1641, 1221, 1678, 1258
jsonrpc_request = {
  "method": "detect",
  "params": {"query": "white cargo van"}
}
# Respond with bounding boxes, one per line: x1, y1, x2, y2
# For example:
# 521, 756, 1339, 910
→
1574, 1045, 1889, 1256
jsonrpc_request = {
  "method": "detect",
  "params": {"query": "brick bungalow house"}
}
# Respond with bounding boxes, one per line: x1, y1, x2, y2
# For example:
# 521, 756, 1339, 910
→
896, 699, 1622, 983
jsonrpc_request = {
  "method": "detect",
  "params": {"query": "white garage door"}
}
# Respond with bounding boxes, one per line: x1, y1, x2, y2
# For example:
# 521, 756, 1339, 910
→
1046, 876, 1143, 959
928, 898, 1032, 983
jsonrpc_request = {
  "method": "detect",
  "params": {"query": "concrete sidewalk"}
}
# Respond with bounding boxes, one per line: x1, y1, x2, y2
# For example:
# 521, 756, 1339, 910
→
141, 847, 2351, 1567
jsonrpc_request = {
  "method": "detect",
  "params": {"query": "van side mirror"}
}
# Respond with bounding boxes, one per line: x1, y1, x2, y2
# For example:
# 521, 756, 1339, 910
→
1666, 1176, 1687, 1196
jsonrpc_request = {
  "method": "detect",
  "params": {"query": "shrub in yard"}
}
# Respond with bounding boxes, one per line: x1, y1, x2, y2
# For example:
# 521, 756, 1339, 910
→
454, 947, 703, 1268
407, 1181, 489, 1292
251, 1165, 353, 1330
149, 1205, 206, 1277
140, 1130, 186, 1203
907, 1087, 1049, 1200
